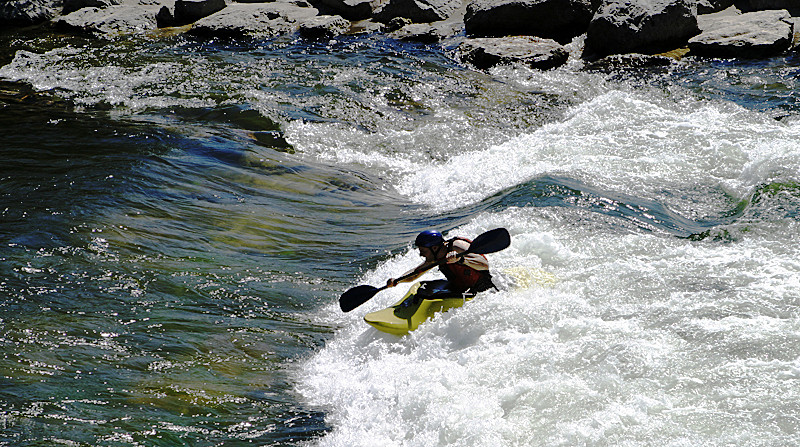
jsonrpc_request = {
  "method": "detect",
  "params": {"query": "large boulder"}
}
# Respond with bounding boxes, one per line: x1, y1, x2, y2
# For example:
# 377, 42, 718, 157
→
373, 0, 460, 23
458, 35, 569, 69
187, 2, 320, 38
688, 9, 794, 58
54, 4, 161, 36
584, 0, 700, 58
464, 0, 595, 43
312, 0, 375, 20
173, 0, 225, 25
0, 0, 60, 26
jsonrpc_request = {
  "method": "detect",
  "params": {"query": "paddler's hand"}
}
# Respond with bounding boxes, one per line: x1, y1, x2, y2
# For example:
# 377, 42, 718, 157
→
446, 252, 464, 264
386, 278, 397, 288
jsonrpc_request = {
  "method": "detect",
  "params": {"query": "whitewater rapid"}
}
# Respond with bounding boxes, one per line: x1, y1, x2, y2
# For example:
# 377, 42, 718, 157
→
3, 29, 799, 446
296, 80, 800, 446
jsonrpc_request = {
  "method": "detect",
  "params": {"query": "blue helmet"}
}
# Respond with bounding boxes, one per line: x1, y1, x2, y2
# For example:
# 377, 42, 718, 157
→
415, 230, 444, 248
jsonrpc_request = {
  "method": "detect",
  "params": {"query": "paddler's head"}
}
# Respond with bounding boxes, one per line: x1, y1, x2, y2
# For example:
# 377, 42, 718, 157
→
415, 230, 445, 262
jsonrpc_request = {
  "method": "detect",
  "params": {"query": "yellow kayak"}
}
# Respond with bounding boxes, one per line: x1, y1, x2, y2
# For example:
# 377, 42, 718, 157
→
364, 280, 472, 336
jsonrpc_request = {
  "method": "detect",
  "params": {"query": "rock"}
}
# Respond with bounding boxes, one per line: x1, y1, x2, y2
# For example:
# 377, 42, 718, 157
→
693, 0, 733, 14
298, 14, 349, 39
54, 4, 161, 36
790, 17, 800, 48
464, 0, 595, 43
312, 0, 375, 20
386, 16, 411, 31
63, 0, 122, 14
584, 0, 700, 59
734, 0, 800, 16
349, 17, 385, 32
458, 35, 569, 69
0, 0, 60, 26
390, 20, 461, 42
688, 9, 794, 58
373, 0, 460, 24
187, 2, 320, 39
174, 0, 225, 25
156, 4, 174, 26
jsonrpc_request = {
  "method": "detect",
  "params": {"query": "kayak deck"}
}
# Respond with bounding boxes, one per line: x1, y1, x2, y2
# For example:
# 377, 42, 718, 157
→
364, 280, 472, 336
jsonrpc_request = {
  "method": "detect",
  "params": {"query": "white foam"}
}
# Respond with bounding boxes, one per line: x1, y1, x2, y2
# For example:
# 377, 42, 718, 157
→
298, 88, 800, 446
0, 48, 216, 111
288, 87, 800, 216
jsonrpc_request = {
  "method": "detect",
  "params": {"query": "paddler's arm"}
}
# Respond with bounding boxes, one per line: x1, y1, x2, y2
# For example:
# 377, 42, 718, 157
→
386, 262, 435, 288
446, 239, 489, 271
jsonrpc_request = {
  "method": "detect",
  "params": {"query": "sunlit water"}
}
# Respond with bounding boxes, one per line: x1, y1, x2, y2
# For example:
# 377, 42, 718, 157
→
1, 27, 800, 446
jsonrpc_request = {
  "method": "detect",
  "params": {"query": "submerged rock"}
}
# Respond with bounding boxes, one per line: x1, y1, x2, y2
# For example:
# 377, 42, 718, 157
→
458, 35, 569, 69
584, 0, 700, 58
689, 9, 795, 58
584, 52, 676, 71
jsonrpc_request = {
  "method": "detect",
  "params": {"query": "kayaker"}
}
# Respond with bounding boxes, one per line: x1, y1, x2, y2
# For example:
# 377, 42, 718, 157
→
386, 230, 497, 297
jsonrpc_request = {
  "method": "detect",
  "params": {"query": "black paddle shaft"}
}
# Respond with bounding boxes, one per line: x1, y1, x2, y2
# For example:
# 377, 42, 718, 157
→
338, 228, 510, 312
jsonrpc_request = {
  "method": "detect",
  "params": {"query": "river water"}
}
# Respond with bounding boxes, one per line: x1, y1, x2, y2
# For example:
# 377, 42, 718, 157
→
1, 27, 799, 446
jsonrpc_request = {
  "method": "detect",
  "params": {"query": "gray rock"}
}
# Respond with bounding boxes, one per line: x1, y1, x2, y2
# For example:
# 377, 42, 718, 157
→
689, 9, 794, 57
313, 0, 375, 20
789, 17, 800, 48
174, 0, 225, 25
54, 4, 161, 36
373, 0, 460, 24
464, 0, 595, 43
63, 0, 121, 14
298, 14, 349, 39
348, 18, 385, 32
458, 35, 569, 69
188, 2, 320, 38
584, 0, 700, 58
390, 20, 461, 42
0, 0, 60, 26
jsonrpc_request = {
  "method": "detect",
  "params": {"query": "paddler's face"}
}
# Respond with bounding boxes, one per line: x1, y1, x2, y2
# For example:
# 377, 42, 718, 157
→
418, 245, 442, 262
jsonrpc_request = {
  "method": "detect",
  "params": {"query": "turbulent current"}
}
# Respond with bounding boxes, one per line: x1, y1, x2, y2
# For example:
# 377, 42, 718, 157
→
1, 29, 800, 446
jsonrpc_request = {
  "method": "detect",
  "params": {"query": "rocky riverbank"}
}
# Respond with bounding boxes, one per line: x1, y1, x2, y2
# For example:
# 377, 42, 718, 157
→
2, 0, 799, 70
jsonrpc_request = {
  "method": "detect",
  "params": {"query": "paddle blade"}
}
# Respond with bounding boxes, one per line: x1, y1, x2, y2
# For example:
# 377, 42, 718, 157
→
339, 284, 381, 312
468, 228, 511, 255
